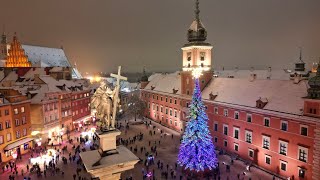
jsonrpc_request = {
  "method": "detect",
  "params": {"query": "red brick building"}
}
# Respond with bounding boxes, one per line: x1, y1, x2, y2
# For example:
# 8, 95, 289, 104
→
140, 1, 320, 179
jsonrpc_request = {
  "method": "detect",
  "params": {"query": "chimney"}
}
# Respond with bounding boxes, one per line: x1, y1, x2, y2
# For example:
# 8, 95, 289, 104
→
249, 73, 257, 82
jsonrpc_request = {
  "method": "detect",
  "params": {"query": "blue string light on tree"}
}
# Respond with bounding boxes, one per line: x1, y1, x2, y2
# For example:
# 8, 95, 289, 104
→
177, 67, 218, 172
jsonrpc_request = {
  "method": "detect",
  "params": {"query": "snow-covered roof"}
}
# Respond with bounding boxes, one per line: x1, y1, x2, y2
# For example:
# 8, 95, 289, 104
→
202, 78, 308, 115
22, 45, 71, 67
214, 69, 291, 80
23, 68, 46, 79
1, 71, 18, 82
145, 72, 181, 94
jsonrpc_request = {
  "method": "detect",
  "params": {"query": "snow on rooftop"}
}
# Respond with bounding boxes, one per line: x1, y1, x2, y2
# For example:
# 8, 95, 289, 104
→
145, 72, 181, 94
1, 71, 18, 82
214, 69, 291, 80
22, 45, 71, 67
202, 78, 308, 115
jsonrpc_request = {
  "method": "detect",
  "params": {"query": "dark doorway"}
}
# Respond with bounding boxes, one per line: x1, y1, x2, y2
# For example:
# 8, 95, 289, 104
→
17, 147, 21, 158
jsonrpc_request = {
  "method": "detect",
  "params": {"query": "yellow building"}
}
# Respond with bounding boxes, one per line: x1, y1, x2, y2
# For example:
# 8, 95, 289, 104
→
4, 33, 31, 67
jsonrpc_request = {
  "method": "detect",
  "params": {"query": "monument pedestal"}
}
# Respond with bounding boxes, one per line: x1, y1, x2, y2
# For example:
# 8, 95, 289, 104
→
80, 129, 139, 180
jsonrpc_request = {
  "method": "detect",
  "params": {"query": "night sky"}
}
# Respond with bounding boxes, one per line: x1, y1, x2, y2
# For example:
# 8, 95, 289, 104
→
1, 0, 320, 73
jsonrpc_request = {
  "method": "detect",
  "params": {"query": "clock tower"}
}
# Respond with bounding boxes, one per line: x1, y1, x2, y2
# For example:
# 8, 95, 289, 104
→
181, 0, 213, 95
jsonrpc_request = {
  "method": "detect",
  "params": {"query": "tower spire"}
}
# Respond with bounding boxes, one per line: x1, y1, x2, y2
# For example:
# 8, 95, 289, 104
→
299, 47, 303, 62
195, 0, 200, 22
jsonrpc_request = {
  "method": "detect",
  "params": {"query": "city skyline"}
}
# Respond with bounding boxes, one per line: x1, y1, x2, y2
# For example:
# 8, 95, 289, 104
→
0, 0, 319, 73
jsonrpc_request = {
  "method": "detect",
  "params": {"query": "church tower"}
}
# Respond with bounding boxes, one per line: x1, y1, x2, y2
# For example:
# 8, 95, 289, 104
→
0, 31, 8, 61
5, 33, 32, 67
181, 0, 213, 95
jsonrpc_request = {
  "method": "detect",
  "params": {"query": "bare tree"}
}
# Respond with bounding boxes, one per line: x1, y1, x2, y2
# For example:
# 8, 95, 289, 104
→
126, 93, 146, 121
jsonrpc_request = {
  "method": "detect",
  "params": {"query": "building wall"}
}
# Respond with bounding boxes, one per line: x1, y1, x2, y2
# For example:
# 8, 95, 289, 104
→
0, 101, 32, 163
141, 90, 316, 179
71, 91, 91, 124
207, 104, 314, 179
59, 92, 72, 131
0, 104, 13, 163
141, 91, 183, 132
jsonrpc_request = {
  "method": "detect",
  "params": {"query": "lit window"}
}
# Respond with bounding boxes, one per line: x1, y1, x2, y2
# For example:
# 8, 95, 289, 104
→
224, 109, 228, 117
16, 131, 20, 139
245, 130, 252, 143
214, 107, 218, 114
22, 117, 26, 124
262, 135, 270, 149
6, 133, 11, 141
279, 140, 288, 156
187, 52, 191, 61
21, 107, 25, 113
299, 168, 306, 178
14, 108, 18, 115
15, 119, 20, 126
298, 146, 308, 162
200, 52, 205, 61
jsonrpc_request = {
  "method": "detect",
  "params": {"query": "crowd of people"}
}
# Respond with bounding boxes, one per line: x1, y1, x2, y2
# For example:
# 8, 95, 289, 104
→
1, 126, 94, 180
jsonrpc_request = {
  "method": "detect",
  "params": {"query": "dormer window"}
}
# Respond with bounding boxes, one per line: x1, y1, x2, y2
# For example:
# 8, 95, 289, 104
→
256, 97, 268, 109
209, 92, 217, 100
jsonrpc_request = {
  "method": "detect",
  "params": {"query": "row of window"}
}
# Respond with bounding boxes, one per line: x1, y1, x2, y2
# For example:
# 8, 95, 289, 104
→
13, 107, 25, 115
142, 93, 179, 105
217, 124, 308, 162
45, 103, 58, 111
72, 99, 90, 106
0, 109, 10, 117
217, 138, 306, 178
150, 103, 179, 118
0, 117, 27, 130
72, 93, 90, 100
72, 108, 89, 116
215, 108, 309, 136
151, 112, 180, 127
0, 129, 28, 144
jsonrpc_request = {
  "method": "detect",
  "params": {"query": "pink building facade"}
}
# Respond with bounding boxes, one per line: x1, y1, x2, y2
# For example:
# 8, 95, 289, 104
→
140, 1, 320, 179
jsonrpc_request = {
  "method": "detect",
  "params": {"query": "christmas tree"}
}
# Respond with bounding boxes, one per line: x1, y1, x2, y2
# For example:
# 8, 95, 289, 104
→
177, 77, 218, 172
